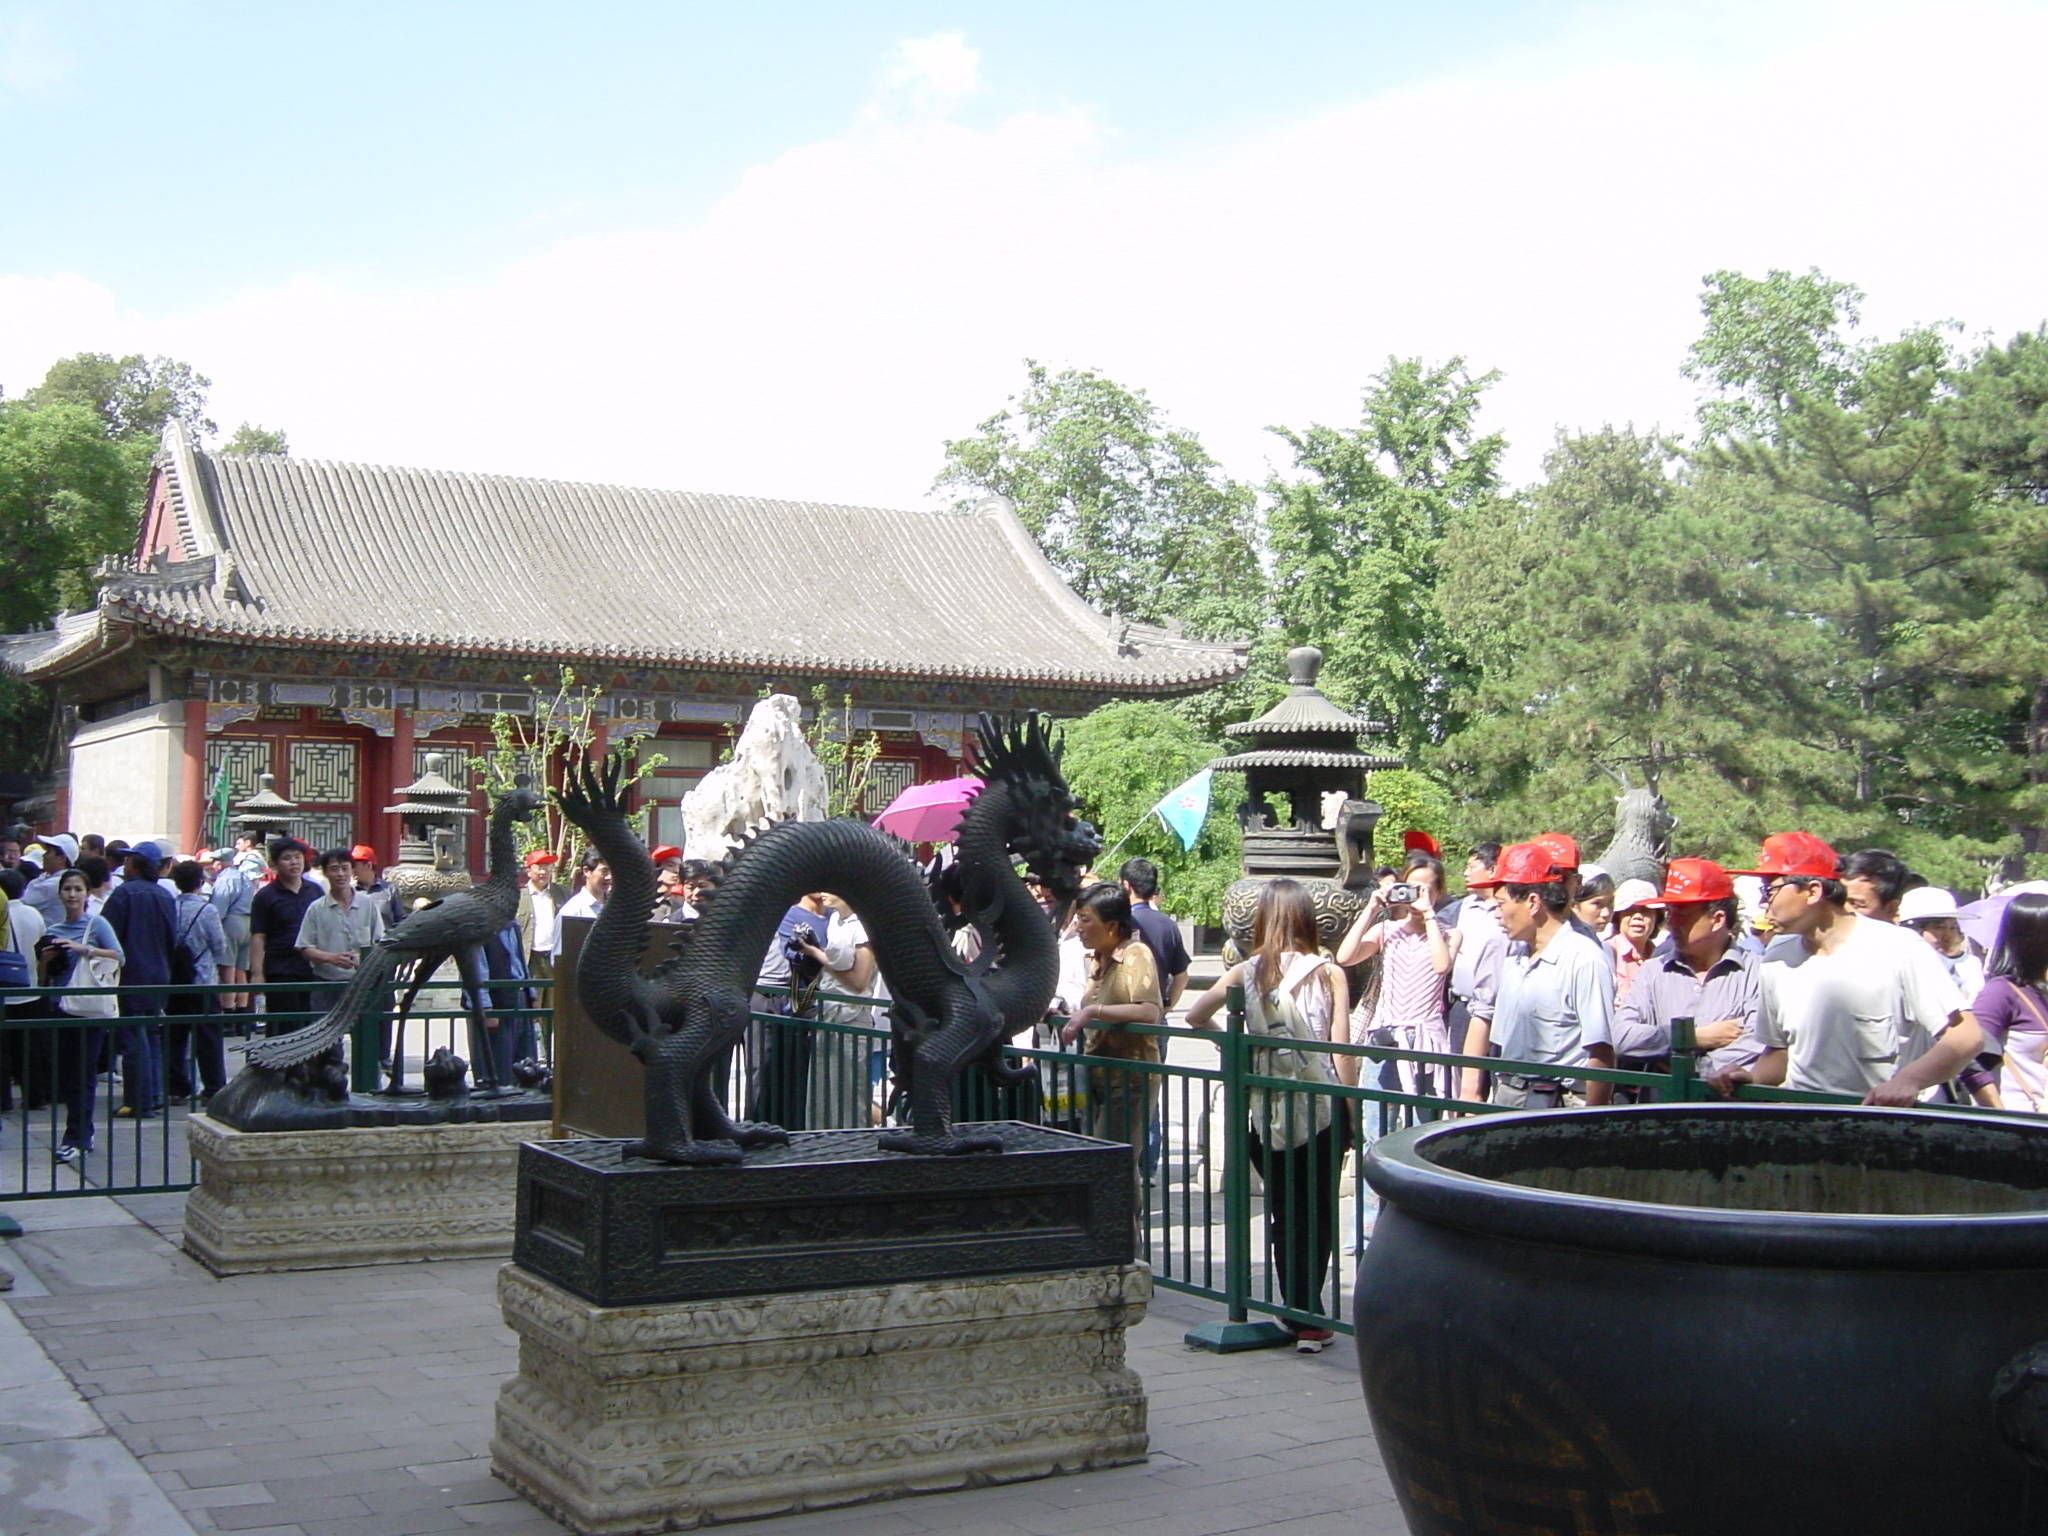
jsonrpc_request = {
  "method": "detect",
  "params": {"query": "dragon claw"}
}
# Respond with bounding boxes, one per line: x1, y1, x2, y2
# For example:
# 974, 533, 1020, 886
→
720, 1119, 791, 1149
625, 1137, 745, 1166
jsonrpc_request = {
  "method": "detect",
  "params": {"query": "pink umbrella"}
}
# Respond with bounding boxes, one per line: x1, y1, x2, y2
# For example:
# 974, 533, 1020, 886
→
872, 776, 984, 843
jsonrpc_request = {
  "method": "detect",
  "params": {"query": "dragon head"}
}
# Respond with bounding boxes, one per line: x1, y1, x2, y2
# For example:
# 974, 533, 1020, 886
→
971, 711, 1101, 905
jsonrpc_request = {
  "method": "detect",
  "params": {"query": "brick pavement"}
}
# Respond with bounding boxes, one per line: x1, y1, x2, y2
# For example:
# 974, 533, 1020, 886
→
1, 1192, 1407, 1536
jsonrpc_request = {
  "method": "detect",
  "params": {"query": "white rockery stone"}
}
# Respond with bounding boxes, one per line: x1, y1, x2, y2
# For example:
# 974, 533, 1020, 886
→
492, 1260, 1152, 1534
680, 693, 830, 861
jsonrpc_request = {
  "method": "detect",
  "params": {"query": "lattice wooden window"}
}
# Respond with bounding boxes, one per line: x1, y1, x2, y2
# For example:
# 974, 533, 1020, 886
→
861, 759, 917, 816
290, 741, 358, 804
205, 739, 271, 802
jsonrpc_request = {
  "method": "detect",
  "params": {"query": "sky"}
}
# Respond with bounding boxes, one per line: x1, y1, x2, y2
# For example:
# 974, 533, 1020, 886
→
2, 0, 2045, 508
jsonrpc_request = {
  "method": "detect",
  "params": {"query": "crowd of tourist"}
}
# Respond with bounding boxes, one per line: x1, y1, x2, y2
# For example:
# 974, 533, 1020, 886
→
0, 826, 562, 1159
9, 807, 2044, 1353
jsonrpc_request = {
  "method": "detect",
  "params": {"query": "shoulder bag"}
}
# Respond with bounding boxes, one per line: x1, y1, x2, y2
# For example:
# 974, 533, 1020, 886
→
58, 935, 120, 1019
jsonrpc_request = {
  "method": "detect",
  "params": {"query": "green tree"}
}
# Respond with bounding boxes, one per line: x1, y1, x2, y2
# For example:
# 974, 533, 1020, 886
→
1683, 267, 1867, 443
25, 352, 216, 442
1947, 326, 2048, 872
933, 361, 1264, 637
220, 422, 288, 456
1436, 427, 1812, 861
0, 398, 138, 772
1708, 331, 2007, 841
1365, 768, 1453, 867
1265, 356, 1505, 753
1055, 701, 1240, 926
0, 399, 136, 627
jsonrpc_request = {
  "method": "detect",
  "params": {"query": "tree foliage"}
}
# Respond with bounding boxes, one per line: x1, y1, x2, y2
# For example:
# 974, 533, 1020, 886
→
221, 423, 289, 456
933, 361, 1263, 639
1054, 701, 1240, 927
1436, 427, 1815, 861
1265, 356, 1506, 752
1683, 267, 1867, 442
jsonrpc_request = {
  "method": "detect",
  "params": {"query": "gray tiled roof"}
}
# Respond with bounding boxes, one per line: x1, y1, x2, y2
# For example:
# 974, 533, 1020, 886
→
9, 428, 1249, 693
1208, 748, 1403, 773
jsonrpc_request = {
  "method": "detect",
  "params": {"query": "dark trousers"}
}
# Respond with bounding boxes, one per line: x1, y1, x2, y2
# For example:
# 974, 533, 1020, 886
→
747, 1004, 814, 1130
1247, 1108, 1349, 1318
55, 1015, 105, 1150
165, 988, 225, 1098
116, 1000, 164, 1114
2, 1000, 53, 1109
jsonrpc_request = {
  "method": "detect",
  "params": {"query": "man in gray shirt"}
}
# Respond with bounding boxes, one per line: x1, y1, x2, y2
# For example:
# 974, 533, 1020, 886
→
1612, 858, 1763, 1093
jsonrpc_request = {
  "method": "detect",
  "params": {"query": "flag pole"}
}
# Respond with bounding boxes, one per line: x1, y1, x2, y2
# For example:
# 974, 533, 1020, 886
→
1093, 810, 1164, 870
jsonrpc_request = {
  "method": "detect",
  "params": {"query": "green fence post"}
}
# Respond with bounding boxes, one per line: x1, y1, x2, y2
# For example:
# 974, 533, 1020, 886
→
350, 989, 383, 1094
1666, 1016, 1699, 1102
1185, 983, 1291, 1353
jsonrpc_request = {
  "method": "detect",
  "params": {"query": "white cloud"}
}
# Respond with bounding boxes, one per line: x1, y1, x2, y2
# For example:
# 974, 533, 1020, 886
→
3, 3, 2044, 507
883, 31, 984, 105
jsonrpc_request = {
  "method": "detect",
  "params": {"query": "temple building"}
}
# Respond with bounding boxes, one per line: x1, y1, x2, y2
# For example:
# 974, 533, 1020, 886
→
0, 423, 1246, 865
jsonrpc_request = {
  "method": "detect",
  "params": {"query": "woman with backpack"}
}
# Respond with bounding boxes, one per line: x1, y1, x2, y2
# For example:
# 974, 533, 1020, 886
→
165, 859, 231, 1107
1185, 878, 1352, 1353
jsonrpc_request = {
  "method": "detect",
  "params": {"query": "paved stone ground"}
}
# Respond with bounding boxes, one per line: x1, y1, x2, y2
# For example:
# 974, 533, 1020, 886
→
0, 1191, 1407, 1536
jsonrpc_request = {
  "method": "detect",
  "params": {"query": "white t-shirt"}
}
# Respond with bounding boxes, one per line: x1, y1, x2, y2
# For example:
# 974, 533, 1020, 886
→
558, 888, 603, 922
1756, 916, 1966, 1095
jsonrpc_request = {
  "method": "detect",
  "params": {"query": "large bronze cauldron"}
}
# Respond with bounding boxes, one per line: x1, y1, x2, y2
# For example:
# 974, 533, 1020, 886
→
1355, 1104, 2048, 1535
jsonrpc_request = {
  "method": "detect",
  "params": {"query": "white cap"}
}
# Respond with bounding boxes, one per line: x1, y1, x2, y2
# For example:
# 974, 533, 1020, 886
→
1898, 886, 1961, 924
42, 833, 78, 862
1613, 878, 1661, 915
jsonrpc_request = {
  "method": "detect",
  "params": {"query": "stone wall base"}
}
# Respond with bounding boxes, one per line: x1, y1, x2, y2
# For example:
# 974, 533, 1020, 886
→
491, 1260, 1151, 1534
182, 1115, 538, 1274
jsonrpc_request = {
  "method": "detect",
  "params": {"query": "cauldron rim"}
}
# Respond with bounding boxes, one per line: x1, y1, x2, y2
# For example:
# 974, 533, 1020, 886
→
1366, 1102, 2048, 1270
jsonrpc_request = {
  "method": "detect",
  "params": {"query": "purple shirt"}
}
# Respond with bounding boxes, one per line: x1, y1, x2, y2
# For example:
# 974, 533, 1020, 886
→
1612, 942, 1764, 1076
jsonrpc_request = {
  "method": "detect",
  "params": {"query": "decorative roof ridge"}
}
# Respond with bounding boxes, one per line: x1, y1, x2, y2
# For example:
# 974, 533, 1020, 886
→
195, 445, 988, 525
96, 548, 219, 594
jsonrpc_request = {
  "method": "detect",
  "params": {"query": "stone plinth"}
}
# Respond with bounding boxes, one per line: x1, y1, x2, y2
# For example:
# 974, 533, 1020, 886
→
182, 1114, 541, 1274
515, 1124, 1134, 1306
492, 1260, 1151, 1535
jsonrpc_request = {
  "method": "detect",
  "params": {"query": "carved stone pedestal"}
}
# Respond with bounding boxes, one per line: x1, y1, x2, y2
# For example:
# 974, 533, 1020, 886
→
182, 1114, 539, 1274
492, 1260, 1151, 1535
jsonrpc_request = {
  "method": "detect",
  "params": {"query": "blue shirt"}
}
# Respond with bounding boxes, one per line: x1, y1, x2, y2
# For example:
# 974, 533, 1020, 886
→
104, 876, 178, 1006
1493, 924, 1615, 1071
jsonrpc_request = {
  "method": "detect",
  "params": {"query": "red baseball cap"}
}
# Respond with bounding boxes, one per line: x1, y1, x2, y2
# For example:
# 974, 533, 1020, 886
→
1645, 857, 1737, 906
524, 849, 559, 867
1532, 832, 1579, 871
1467, 842, 1565, 889
1402, 830, 1441, 857
1732, 832, 1838, 880
350, 844, 378, 864
650, 845, 683, 865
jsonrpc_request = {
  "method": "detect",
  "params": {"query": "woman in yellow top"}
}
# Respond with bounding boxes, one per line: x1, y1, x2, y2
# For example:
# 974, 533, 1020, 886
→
1059, 884, 1163, 1158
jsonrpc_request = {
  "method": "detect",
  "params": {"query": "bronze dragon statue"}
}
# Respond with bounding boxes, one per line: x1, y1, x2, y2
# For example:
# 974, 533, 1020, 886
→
555, 711, 1099, 1164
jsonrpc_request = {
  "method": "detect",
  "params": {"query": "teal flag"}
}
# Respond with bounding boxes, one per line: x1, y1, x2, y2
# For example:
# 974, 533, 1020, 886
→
1152, 768, 1213, 852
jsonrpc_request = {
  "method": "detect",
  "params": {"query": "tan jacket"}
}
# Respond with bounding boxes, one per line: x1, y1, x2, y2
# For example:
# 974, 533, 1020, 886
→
1082, 938, 1163, 1063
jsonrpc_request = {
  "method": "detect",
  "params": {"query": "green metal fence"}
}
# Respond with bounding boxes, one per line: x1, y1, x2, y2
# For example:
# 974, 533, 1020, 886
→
741, 987, 2011, 1346
0, 975, 548, 1201
0, 976, 2005, 1350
